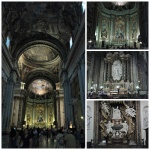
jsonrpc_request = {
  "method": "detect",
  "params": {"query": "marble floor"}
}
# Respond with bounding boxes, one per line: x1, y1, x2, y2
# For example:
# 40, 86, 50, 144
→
34, 135, 55, 148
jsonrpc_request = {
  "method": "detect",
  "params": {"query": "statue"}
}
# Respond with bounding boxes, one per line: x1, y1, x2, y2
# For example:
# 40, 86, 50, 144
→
105, 121, 113, 134
112, 106, 121, 119
27, 114, 30, 123
37, 110, 44, 122
125, 106, 136, 117
120, 121, 128, 134
101, 102, 109, 115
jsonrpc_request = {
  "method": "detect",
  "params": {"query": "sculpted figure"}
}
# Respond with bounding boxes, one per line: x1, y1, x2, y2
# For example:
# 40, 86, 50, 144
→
105, 121, 113, 134
112, 106, 121, 119
120, 121, 128, 134
101, 102, 109, 115
125, 106, 136, 117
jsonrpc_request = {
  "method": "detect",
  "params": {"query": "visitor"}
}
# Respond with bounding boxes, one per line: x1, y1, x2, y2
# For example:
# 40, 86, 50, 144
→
20, 128, 32, 148
64, 129, 76, 148
79, 129, 85, 148
55, 129, 65, 148
9, 127, 16, 148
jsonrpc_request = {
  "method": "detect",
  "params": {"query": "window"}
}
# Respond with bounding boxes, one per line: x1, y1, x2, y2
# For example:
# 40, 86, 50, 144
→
70, 36, 73, 48
6, 36, 10, 49
82, 1, 86, 13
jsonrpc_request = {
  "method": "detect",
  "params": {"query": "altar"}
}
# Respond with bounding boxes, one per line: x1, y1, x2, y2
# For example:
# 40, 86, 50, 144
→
101, 104, 136, 144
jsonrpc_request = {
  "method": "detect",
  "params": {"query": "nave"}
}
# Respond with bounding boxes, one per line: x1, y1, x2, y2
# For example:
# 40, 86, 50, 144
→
9, 127, 85, 148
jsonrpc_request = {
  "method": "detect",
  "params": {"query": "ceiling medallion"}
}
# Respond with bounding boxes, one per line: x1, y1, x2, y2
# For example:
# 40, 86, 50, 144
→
112, 2, 128, 6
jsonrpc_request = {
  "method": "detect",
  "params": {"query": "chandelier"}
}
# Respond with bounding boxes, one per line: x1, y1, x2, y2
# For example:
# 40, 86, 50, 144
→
112, 2, 128, 6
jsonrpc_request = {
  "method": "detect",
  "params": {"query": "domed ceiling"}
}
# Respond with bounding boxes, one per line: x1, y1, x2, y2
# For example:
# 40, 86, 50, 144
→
28, 79, 53, 95
102, 2, 135, 11
23, 44, 59, 62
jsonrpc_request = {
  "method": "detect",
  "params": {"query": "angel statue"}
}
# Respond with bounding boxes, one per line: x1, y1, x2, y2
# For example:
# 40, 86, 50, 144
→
125, 106, 136, 117
101, 102, 109, 115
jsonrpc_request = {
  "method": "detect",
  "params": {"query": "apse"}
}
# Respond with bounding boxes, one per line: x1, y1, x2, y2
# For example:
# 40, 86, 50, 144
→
28, 79, 53, 96
87, 2, 148, 49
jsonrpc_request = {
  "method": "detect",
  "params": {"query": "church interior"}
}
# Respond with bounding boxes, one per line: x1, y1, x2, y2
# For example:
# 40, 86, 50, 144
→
87, 2, 148, 49
87, 100, 149, 148
87, 51, 148, 99
2, 2, 85, 148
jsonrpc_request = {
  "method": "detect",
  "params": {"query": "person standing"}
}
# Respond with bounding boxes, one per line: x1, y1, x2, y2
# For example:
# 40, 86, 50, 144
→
64, 129, 76, 148
21, 128, 32, 148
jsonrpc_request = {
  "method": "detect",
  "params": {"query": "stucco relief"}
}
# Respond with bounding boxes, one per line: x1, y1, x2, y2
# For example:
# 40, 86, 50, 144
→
112, 60, 122, 80
143, 106, 148, 129
87, 105, 92, 130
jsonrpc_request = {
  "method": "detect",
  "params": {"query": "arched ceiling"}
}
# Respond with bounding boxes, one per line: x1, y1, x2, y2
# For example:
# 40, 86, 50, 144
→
28, 79, 53, 95
23, 44, 59, 62
102, 2, 136, 11
2, 2, 83, 94
2, 2, 82, 56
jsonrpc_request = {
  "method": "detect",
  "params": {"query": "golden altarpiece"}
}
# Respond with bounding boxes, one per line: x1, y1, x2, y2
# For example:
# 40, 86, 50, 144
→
25, 100, 54, 128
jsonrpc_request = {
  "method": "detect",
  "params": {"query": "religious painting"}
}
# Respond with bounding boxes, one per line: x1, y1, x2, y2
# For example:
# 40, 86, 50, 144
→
115, 16, 125, 39
131, 16, 137, 39
101, 18, 108, 38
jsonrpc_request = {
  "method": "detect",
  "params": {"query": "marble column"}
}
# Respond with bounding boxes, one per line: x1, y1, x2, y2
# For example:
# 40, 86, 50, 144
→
88, 52, 95, 90
99, 56, 104, 87
132, 52, 138, 91
99, 11, 102, 47
110, 15, 114, 44
2, 70, 16, 148
121, 58, 125, 81
107, 60, 111, 82
93, 55, 99, 92
130, 57, 133, 83
32, 103, 35, 126
2, 71, 15, 131
127, 56, 131, 81
124, 60, 127, 81
63, 72, 73, 128
57, 96, 61, 128
45, 102, 47, 127
126, 15, 130, 46
104, 59, 107, 82
78, 63, 85, 118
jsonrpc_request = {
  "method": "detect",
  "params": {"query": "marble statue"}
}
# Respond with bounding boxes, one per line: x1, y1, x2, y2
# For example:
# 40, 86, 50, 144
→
112, 106, 121, 119
101, 102, 109, 115
120, 121, 128, 134
112, 60, 122, 81
125, 106, 136, 117
105, 121, 113, 134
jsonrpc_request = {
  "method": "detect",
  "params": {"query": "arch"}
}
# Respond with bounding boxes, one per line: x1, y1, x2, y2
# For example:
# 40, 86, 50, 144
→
12, 32, 67, 63
24, 68, 57, 90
